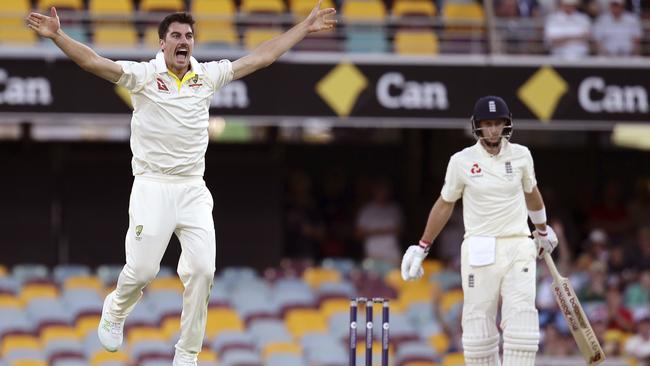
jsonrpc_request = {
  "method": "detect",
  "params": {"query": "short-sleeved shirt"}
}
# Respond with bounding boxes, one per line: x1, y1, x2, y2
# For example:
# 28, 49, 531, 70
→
593, 11, 642, 56
544, 10, 592, 58
116, 52, 233, 176
440, 139, 537, 238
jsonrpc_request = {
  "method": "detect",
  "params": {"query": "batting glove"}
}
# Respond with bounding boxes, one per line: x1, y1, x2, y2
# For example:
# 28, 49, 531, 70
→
533, 225, 559, 259
400, 243, 429, 281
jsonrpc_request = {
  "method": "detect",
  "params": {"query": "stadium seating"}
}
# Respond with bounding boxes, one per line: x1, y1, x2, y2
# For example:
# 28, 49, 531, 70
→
93, 26, 139, 48
243, 28, 283, 50
139, 0, 185, 13
37, 0, 84, 12
88, 0, 135, 16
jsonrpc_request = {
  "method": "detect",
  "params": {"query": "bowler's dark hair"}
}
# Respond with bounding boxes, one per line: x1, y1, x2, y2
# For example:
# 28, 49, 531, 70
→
158, 12, 195, 40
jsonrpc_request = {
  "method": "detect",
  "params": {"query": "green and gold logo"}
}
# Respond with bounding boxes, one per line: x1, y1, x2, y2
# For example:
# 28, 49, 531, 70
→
135, 225, 143, 237
316, 62, 368, 117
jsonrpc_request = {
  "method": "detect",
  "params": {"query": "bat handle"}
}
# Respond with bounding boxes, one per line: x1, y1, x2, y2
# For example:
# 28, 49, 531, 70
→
543, 252, 562, 279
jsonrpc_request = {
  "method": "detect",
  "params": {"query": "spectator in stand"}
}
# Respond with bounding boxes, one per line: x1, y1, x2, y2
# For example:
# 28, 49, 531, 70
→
584, 228, 610, 264
544, 0, 592, 58
604, 287, 635, 332
578, 261, 608, 302
593, 0, 642, 55
631, 227, 650, 271
355, 178, 403, 270
284, 171, 325, 259
629, 178, 650, 230
625, 270, 650, 309
624, 309, 650, 365
588, 180, 631, 240
540, 324, 577, 356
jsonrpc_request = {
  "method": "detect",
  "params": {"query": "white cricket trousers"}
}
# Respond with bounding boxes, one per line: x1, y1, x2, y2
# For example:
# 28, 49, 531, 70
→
460, 236, 539, 366
107, 175, 216, 361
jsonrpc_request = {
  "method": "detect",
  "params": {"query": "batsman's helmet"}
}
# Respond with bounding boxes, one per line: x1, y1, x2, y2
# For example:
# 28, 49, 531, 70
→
470, 96, 513, 140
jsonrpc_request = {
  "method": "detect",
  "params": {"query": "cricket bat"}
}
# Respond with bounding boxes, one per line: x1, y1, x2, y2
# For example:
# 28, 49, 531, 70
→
544, 253, 606, 365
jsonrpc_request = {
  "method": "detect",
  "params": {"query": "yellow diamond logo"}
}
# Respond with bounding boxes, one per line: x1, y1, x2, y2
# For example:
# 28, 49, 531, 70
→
517, 66, 568, 122
316, 63, 368, 117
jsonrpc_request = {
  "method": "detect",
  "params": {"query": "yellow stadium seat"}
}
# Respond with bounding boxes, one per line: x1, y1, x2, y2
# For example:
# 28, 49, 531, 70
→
0, 28, 39, 45
285, 308, 327, 339
192, 0, 236, 18
88, 0, 134, 15
392, 0, 436, 17
64, 276, 103, 292
38, 0, 84, 11
90, 350, 129, 366
196, 22, 239, 47
199, 348, 218, 362
342, 0, 386, 22
192, 0, 237, 45
240, 0, 286, 14
243, 28, 282, 50
3, 0, 31, 13
404, 362, 437, 366
441, 352, 465, 366
1, 335, 41, 355
76, 314, 101, 338
422, 259, 443, 274
399, 285, 437, 307
429, 333, 450, 354
20, 283, 58, 304
41, 325, 79, 345
127, 326, 167, 345
290, 0, 335, 18
205, 307, 244, 338
394, 29, 439, 55
0, 294, 22, 308
149, 277, 184, 292
162, 315, 181, 340
439, 289, 463, 313
302, 267, 341, 289
442, 2, 484, 35
11, 361, 48, 366
143, 26, 162, 46
93, 25, 139, 47
140, 0, 185, 12
384, 269, 405, 290
261, 341, 302, 359
320, 298, 350, 320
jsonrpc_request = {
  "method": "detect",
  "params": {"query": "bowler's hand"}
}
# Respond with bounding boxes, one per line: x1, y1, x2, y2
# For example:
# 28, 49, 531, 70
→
401, 245, 428, 281
305, 0, 337, 33
533, 225, 558, 259
26, 7, 60, 39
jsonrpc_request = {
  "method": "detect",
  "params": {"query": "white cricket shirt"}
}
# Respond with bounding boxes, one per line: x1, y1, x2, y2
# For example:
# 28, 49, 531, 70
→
116, 52, 233, 177
440, 139, 537, 238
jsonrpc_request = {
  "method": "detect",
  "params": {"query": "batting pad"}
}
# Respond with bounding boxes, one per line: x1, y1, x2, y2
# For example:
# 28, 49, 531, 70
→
462, 314, 501, 366
502, 308, 539, 366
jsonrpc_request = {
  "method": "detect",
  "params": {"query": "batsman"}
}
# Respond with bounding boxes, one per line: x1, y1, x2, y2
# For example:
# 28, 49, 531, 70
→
401, 96, 558, 365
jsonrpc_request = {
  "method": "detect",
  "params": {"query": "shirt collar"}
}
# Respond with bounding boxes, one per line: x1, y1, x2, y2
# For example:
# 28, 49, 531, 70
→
154, 51, 202, 75
474, 138, 511, 158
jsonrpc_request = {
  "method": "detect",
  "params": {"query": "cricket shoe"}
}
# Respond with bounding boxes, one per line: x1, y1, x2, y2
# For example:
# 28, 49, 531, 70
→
97, 293, 124, 352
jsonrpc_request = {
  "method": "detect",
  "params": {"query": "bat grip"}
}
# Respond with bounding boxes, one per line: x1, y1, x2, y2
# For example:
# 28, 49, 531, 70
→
543, 252, 562, 280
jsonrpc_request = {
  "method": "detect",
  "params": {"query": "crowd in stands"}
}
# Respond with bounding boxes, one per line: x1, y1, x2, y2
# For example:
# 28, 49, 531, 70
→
1, 0, 649, 56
